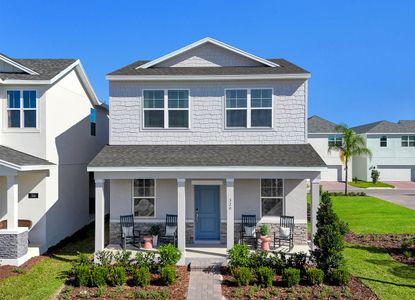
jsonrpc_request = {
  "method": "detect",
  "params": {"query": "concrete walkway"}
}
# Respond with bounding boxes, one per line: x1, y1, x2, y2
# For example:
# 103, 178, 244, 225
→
186, 259, 224, 300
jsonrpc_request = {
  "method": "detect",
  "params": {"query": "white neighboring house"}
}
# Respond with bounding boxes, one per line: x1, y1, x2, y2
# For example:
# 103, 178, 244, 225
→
308, 116, 351, 182
352, 120, 415, 182
88, 37, 326, 263
0, 54, 108, 266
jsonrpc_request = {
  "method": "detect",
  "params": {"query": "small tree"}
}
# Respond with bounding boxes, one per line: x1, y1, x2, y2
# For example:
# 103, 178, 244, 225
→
311, 193, 349, 274
369, 166, 380, 184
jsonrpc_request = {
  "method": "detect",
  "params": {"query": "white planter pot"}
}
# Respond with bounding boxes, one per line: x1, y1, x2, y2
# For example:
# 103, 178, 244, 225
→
152, 235, 158, 247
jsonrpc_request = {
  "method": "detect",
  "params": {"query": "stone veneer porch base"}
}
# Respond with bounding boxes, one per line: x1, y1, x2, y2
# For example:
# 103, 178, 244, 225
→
0, 228, 32, 266
109, 221, 307, 246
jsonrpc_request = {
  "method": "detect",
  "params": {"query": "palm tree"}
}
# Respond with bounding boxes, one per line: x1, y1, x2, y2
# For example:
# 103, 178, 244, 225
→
328, 124, 372, 195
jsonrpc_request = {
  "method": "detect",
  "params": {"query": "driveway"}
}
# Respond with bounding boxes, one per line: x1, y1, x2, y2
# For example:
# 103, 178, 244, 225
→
321, 181, 363, 192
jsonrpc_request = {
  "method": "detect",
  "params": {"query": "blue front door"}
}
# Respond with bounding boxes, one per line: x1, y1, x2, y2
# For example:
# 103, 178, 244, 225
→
195, 185, 220, 240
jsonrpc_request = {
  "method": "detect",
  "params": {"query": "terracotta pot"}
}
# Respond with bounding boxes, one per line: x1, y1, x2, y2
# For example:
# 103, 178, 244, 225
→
260, 235, 271, 251
143, 235, 153, 249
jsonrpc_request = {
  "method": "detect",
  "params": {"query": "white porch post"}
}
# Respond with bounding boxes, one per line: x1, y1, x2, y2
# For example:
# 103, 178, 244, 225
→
310, 177, 320, 250
177, 178, 186, 257
95, 179, 105, 256
6, 175, 18, 230
226, 178, 235, 249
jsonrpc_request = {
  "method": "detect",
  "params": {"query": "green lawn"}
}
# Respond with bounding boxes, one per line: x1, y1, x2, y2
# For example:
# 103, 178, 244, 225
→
331, 196, 415, 234
0, 222, 96, 300
349, 180, 394, 189
344, 244, 415, 300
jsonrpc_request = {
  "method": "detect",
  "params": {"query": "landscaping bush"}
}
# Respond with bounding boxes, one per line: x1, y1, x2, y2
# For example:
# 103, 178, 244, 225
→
75, 252, 92, 266
160, 265, 176, 285
282, 267, 301, 287
113, 250, 132, 267
158, 244, 181, 266
329, 268, 351, 286
305, 268, 324, 285
287, 252, 307, 274
132, 266, 151, 287
74, 265, 90, 287
227, 244, 250, 268
401, 237, 415, 257
269, 252, 287, 275
107, 266, 127, 286
90, 266, 108, 287
232, 267, 252, 286
249, 250, 269, 268
311, 192, 349, 274
256, 267, 274, 287
135, 251, 157, 270
95, 250, 113, 266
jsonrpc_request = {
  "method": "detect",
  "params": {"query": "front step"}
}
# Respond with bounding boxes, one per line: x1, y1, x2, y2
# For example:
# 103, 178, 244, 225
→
187, 258, 226, 271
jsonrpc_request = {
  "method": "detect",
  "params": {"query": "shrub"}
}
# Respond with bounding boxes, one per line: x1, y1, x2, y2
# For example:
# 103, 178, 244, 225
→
160, 265, 176, 285
107, 266, 127, 286
75, 252, 92, 266
95, 250, 113, 266
227, 244, 250, 268
232, 267, 252, 286
149, 224, 161, 236
269, 252, 287, 274
401, 237, 415, 257
90, 266, 108, 287
311, 193, 349, 274
135, 251, 157, 270
259, 224, 269, 236
158, 244, 181, 266
132, 266, 151, 287
282, 267, 301, 287
287, 252, 307, 274
113, 250, 132, 267
256, 267, 274, 287
305, 268, 324, 285
74, 265, 90, 287
329, 268, 350, 286
249, 250, 269, 268
369, 166, 380, 183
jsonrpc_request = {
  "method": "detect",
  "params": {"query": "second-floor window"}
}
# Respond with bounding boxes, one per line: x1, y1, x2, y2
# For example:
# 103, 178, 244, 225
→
143, 90, 189, 129
7, 90, 37, 128
225, 88, 272, 128
328, 135, 342, 147
380, 136, 387, 147
402, 136, 415, 147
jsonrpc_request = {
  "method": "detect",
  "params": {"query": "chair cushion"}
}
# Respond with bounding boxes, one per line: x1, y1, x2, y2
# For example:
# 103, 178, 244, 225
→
244, 226, 256, 237
122, 226, 133, 237
165, 225, 177, 237
280, 226, 291, 238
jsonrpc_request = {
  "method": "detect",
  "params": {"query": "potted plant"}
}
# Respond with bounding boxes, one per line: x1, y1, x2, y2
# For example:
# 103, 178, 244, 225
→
149, 224, 161, 247
259, 224, 271, 251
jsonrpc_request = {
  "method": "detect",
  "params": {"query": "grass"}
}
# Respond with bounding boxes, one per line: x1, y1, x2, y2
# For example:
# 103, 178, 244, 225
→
331, 196, 415, 234
344, 244, 415, 300
0, 221, 97, 300
349, 180, 394, 188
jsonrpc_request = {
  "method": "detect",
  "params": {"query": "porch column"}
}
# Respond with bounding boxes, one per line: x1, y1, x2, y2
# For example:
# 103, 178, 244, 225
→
310, 177, 320, 250
226, 178, 234, 249
177, 178, 186, 256
95, 179, 105, 256
6, 175, 18, 230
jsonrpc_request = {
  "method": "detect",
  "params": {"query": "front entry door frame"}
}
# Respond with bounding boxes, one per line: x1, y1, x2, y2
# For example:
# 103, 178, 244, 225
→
194, 185, 220, 241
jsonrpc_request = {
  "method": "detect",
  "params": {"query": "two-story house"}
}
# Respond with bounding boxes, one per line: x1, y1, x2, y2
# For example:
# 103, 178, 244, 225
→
0, 54, 108, 265
352, 120, 415, 182
88, 38, 325, 262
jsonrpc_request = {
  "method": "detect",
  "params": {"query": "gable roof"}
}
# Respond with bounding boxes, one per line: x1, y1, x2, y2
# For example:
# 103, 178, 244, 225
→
0, 53, 39, 75
352, 120, 415, 134
308, 116, 339, 133
0, 145, 53, 171
138, 37, 279, 69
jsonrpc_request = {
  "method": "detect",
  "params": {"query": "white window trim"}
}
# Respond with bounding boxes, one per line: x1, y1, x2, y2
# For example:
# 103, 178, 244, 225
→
259, 178, 285, 218
132, 179, 157, 219
142, 89, 191, 130
224, 88, 274, 129
401, 135, 415, 147
5, 89, 39, 131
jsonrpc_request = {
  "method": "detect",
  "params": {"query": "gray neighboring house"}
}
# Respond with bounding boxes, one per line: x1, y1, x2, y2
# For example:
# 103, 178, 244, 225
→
308, 116, 350, 182
88, 38, 326, 262
352, 120, 415, 181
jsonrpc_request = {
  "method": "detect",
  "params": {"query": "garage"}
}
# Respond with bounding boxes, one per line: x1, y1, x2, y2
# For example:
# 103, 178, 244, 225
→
377, 166, 412, 181
321, 165, 342, 181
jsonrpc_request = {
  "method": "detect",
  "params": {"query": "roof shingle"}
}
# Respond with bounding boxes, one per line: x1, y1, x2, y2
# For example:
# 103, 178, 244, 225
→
308, 116, 339, 133
0, 146, 53, 167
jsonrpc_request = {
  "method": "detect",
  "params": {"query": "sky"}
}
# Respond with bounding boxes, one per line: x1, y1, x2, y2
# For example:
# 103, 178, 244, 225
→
1, 0, 414, 126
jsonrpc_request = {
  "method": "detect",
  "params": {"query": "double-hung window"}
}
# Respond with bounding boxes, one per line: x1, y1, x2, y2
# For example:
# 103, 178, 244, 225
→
225, 88, 272, 128
7, 90, 37, 128
143, 90, 189, 128
328, 135, 342, 147
133, 179, 155, 217
380, 136, 387, 147
402, 136, 415, 147
260, 179, 284, 217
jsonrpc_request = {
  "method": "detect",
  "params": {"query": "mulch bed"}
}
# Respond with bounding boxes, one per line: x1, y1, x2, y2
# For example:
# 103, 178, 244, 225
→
58, 266, 189, 300
0, 255, 47, 280
221, 269, 377, 300
345, 233, 415, 266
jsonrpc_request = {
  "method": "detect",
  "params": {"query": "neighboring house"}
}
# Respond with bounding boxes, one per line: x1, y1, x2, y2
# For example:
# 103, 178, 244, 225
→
0, 54, 108, 266
352, 120, 415, 181
88, 37, 325, 263
308, 115, 351, 182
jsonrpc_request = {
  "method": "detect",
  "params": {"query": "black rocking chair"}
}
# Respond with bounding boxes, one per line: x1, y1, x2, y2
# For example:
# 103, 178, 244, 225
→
239, 214, 259, 249
159, 214, 178, 246
120, 214, 141, 249
274, 216, 294, 249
